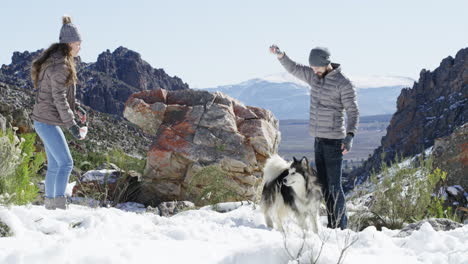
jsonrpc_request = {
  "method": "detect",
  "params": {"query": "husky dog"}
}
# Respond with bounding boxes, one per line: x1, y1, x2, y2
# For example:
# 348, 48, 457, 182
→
260, 155, 321, 233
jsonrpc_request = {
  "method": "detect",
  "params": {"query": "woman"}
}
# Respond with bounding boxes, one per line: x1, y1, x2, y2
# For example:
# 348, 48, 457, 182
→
31, 15, 87, 210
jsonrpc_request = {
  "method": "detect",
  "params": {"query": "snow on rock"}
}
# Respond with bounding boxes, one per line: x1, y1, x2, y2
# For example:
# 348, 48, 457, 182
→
396, 218, 463, 237
81, 169, 120, 183
0, 203, 466, 264
447, 186, 460, 196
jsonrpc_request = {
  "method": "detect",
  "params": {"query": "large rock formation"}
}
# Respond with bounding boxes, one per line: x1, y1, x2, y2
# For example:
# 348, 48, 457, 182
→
433, 123, 468, 190
0, 46, 189, 116
348, 47, 468, 188
124, 89, 281, 204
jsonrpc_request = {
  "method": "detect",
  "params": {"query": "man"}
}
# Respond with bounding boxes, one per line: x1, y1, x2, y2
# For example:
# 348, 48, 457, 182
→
270, 45, 359, 229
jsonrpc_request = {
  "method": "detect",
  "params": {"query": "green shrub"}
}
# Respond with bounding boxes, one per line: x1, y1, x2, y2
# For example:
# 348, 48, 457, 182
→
426, 169, 462, 222
349, 153, 456, 230
186, 164, 246, 207
71, 148, 145, 173
0, 129, 45, 205
360, 154, 451, 229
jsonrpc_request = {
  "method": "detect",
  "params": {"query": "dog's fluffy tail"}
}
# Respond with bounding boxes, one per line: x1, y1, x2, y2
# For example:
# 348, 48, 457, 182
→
263, 154, 290, 184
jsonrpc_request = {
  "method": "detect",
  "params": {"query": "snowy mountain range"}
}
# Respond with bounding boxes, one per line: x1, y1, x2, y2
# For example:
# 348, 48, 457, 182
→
200, 73, 415, 120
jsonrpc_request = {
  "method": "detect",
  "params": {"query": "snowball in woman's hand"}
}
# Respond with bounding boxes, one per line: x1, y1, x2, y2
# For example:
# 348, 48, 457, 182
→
79, 126, 88, 138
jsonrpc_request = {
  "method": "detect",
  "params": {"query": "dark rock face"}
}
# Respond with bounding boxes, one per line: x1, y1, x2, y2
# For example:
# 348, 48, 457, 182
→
0, 48, 81, 90
0, 50, 39, 89
93, 47, 187, 91
0, 82, 35, 133
349, 48, 468, 188
0, 46, 190, 116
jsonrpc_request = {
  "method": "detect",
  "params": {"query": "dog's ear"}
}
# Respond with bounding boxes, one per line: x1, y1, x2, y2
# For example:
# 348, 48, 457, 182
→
293, 157, 298, 163
300, 156, 309, 169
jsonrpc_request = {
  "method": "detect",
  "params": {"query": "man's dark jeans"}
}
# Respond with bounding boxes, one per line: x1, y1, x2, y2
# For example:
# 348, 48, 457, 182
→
314, 137, 347, 229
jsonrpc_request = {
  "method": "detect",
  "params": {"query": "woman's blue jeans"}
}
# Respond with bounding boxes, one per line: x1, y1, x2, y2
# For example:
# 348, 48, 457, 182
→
33, 121, 73, 198
314, 137, 348, 229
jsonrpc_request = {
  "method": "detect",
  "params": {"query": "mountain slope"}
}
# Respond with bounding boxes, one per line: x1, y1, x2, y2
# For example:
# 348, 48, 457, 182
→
0, 47, 189, 116
0, 82, 151, 157
348, 47, 468, 187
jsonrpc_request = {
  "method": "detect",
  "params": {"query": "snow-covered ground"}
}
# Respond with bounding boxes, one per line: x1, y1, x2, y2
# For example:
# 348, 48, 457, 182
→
0, 202, 466, 264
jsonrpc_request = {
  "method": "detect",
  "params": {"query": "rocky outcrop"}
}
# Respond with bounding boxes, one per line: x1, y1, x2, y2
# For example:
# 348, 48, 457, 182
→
349, 47, 468, 188
0, 82, 34, 133
438, 185, 468, 221
73, 163, 142, 203
0, 220, 13, 237
124, 89, 281, 204
0, 47, 190, 116
0, 50, 39, 89
397, 218, 463, 237
433, 123, 468, 190
146, 201, 196, 217
93, 47, 187, 91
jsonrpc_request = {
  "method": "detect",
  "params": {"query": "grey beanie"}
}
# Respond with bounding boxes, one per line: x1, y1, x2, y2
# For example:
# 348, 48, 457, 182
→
309, 47, 331, 67
59, 16, 82, 43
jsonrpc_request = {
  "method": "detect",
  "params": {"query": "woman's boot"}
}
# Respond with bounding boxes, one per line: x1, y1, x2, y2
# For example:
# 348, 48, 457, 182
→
44, 197, 56, 210
54, 196, 68, 210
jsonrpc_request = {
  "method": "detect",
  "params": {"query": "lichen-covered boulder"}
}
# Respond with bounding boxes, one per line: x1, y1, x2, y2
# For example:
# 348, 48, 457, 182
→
124, 89, 280, 204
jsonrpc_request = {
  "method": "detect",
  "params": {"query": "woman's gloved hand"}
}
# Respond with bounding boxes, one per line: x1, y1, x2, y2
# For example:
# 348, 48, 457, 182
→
68, 124, 84, 140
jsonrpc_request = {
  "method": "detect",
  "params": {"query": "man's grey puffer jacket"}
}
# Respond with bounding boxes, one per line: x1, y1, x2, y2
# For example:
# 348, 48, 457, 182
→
279, 54, 359, 139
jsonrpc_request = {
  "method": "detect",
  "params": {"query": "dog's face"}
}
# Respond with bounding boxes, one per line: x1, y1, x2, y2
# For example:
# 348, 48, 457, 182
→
282, 157, 310, 188
282, 167, 306, 189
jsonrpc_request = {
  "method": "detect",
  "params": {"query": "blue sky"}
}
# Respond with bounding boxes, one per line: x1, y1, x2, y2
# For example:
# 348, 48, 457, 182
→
1, 0, 467, 88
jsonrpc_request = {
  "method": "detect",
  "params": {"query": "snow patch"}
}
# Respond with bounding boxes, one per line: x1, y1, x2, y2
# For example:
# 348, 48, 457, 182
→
0, 202, 466, 264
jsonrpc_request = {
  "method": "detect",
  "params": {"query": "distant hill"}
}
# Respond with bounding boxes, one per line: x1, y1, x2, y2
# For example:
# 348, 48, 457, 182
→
200, 74, 414, 119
